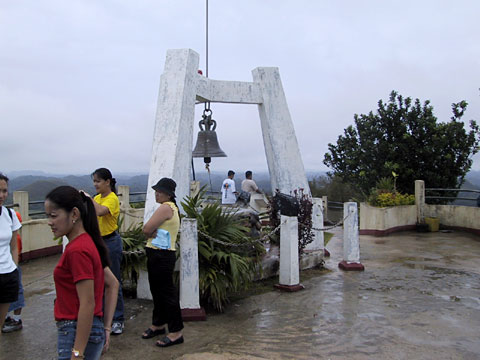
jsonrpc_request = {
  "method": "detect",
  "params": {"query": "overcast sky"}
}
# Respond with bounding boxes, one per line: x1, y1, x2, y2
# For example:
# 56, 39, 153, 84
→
1, 0, 479, 177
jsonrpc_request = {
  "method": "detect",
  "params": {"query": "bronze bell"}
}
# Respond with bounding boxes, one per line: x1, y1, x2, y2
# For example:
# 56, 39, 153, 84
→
192, 109, 227, 164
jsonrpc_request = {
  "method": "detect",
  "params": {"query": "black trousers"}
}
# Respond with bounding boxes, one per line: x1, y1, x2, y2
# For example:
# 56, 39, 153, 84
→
146, 247, 184, 333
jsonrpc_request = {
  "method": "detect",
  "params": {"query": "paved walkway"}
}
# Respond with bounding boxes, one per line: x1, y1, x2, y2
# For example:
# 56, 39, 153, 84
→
1, 229, 480, 360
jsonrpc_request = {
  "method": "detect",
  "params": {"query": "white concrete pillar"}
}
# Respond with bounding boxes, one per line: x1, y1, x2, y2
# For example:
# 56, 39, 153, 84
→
322, 196, 328, 221
179, 218, 206, 320
136, 269, 152, 300
179, 219, 199, 307
117, 185, 133, 233
13, 191, 29, 222
415, 180, 425, 224
277, 215, 301, 288
144, 49, 199, 222
252, 67, 310, 196
304, 197, 324, 252
339, 202, 364, 271
117, 185, 130, 210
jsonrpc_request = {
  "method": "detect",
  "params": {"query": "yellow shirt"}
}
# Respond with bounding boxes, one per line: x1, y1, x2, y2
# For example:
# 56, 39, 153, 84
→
146, 202, 180, 251
94, 192, 120, 236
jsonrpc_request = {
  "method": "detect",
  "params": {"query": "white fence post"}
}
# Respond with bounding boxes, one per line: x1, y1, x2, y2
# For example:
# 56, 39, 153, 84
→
13, 191, 29, 221
275, 215, 304, 291
304, 197, 324, 252
180, 218, 206, 321
415, 180, 425, 224
338, 202, 364, 271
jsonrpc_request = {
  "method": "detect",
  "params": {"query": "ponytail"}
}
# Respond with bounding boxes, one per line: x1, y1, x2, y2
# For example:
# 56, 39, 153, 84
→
169, 196, 180, 221
46, 186, 111, 268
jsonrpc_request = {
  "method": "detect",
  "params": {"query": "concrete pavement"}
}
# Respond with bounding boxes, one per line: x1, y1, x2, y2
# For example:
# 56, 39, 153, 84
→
1, 229, 479, 360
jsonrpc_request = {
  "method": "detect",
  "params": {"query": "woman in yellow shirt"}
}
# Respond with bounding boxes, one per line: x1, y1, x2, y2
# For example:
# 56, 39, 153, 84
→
90, 168, 125, 336
142, 177, 184, 348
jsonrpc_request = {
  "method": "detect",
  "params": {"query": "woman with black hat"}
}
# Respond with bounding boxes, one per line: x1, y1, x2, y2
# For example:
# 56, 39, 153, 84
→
142, 178, 184, 347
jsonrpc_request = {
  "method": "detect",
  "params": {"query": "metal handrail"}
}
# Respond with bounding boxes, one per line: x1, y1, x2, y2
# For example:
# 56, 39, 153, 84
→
28, 200, 46, 205
426, 188, 480, 193
425, 196, 477, 201
425, 187, 479, 205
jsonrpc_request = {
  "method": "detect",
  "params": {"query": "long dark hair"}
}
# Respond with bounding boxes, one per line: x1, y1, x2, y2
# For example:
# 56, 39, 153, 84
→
166, 194, 180, 221
92, 168, 117, 194
46, 186, 111, 268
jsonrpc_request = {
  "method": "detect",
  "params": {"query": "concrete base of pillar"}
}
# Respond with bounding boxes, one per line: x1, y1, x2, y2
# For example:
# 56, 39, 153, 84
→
338, 260, 364, 271
274, 283, 305, 292
181, 308, 207, 321
324, 249, 330, 257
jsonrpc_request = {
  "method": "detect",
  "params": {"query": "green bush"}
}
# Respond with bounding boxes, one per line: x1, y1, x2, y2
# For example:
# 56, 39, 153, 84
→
368, 191, 415, 207
120, 222, 147, 283
181, 187, 264, 312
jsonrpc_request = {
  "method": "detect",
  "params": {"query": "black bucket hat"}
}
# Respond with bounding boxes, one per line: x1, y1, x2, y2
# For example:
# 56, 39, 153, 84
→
152, 178, 176, 198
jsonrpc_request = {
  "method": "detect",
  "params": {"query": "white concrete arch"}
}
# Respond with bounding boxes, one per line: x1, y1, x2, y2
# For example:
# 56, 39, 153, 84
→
144, 48, 310, 221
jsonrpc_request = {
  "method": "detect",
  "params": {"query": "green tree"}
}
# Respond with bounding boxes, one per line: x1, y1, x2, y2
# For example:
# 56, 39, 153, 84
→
323, 91, 480, 195
309, 174, 360, 202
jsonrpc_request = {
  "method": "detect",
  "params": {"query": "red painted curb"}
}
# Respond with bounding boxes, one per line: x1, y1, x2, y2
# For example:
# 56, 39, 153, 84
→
338, 260, 365, 271
274, 283, 305, 292
181, 308, 207, 321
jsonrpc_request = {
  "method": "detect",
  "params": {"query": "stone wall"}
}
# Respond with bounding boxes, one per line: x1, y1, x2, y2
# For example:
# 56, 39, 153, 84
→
360, 203, 417, 236
360, 180, 480, 236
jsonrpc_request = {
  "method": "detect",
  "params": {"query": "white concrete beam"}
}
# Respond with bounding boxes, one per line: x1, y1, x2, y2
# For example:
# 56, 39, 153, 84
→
195, 76, 263, 104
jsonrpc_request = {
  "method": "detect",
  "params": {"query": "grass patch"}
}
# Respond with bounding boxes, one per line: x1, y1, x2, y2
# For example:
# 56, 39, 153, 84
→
324, 231, 333, 246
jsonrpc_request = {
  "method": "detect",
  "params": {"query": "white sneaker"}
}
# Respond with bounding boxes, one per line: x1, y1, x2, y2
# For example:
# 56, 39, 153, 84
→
111, 321, 124, 335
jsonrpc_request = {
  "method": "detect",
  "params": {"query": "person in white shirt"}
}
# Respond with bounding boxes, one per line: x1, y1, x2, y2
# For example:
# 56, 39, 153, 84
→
221, 170, 238, 205
0, 173, 21, 334
241, 171, 262, 195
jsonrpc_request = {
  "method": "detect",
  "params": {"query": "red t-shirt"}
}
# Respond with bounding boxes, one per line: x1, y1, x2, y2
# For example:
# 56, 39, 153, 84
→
15, 211, 22, 255
53, 233, 104, 321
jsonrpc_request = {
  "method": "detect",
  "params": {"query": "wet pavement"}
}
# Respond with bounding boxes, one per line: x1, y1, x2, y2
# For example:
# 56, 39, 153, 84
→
1, 229, 480, 360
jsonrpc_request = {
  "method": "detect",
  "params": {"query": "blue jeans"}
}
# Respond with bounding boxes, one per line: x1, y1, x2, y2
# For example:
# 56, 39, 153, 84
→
104, 232, 124, 322
8, 267, 24, 312
57, 316, 104, 360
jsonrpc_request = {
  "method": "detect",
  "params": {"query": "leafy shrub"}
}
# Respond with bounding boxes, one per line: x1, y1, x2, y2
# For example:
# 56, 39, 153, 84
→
375, 177, 394, 192
268, 189, 314, 256
368, 191, 415, 207
120, 222, 147, 284
181, 187, 264, 312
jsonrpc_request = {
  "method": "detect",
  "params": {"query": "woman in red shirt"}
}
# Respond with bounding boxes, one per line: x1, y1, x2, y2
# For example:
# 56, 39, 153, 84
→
45, 186, 119, 359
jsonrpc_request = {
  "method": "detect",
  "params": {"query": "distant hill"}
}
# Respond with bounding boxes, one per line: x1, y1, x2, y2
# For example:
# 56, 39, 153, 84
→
21, 179, 70, 201
12, 168, 480, 207
5, 170, 330, 206
465, 170, 480, 188
452, 179, 480, 206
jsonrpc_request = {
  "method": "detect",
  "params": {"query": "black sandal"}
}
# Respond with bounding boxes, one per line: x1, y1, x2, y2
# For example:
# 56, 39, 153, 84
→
156, 336, 184, 347
142, 327, 166, 339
